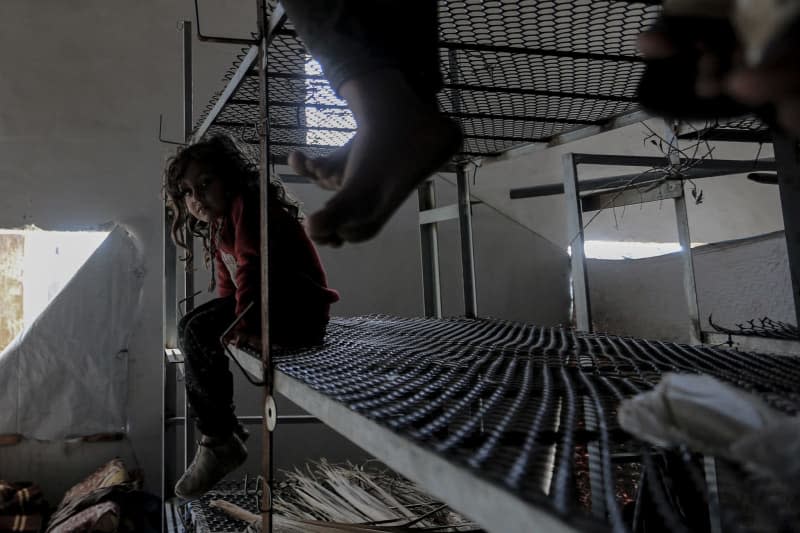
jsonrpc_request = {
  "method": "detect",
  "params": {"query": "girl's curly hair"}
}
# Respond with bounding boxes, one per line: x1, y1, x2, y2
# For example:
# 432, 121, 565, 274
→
164, 134, 303, 275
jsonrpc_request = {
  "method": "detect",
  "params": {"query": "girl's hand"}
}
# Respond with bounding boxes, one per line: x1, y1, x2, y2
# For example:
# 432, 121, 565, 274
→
224, 330, 262, 349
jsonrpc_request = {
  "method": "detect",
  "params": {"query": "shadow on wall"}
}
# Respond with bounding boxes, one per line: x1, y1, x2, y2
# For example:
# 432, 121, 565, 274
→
587, 231, 792, 343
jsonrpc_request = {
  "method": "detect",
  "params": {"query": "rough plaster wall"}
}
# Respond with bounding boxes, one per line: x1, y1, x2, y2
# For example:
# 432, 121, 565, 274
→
587, 232, 793, 343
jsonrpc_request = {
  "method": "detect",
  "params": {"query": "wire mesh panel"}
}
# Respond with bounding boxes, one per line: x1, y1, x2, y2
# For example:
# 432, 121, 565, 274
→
194, 1, 665, 163
271, 315, 800, 533
710, 316, 800, 340
195, 1, 771, 165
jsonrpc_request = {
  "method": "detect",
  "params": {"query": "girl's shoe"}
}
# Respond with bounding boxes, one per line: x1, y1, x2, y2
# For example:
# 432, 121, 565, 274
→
174, 433, 247, 499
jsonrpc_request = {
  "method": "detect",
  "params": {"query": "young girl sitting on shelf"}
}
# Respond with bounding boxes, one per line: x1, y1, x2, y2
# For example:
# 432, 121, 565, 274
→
164, 135, 339, 499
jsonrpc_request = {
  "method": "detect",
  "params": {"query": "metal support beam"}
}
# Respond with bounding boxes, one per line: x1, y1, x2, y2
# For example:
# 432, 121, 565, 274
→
563, 154, 592, 332
571, 153, 776, 171
450, 49, 478, 319
167, 414, 321, 425
704, 457, 723, 533
674, 194, 702, 344
483, 110, 651, 165
665, 121, 702, 345
418, 181, 443, 318
181, 20, 195, 474
191, 46, 258, 144
419, 204, 460, 225
457, 166, 478, 318
580, 180, 683, 212
257, 2, 274, 531
162, 197, 176, 502
510, 158, 777, 200
774, 133, 800, 326
190, 4, 285, 144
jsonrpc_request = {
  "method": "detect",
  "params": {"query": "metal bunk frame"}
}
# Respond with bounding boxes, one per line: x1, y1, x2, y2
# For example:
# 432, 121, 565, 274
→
163, 1, 800, 532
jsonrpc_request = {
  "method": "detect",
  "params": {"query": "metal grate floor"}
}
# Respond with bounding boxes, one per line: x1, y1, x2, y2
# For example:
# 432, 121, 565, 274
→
267, 315, 800, 533
186, 481, 260, 533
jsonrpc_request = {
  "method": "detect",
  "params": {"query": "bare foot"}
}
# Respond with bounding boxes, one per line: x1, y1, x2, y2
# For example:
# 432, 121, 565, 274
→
305, 70, 462, 246
287, 139, 352, 191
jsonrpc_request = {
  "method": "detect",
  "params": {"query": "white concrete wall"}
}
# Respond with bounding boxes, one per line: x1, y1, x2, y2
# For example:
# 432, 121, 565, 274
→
587, 232, 793, 343
0, 0, 569, 504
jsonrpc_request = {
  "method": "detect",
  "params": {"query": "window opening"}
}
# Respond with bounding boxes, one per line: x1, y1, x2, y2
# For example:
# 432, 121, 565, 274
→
304, 56, 355, 147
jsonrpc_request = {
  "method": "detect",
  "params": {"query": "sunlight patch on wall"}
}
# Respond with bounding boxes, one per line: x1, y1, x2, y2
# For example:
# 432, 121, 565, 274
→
569, 240, 706, 260
0, 228, 109, 351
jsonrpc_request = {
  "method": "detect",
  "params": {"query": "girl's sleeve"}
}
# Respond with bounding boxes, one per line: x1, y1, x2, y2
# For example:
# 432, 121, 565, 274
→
231, 196, 262, 332
215, 250, 235, 299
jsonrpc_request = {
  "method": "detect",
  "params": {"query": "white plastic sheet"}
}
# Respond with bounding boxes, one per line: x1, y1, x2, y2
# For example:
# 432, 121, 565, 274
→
619, 372, 800, 483
0, 225, 144, 439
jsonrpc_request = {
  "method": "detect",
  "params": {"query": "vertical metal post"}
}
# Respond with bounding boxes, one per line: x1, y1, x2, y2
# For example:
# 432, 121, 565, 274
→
418, 180, 442, 318
182, 20, 195, 473
162, 198, 177, 500
673, 196, 702, 344
257, 2, 273, 531
665, 121, 701, 344
563, 153, 592, 332
448, 49, 477, 318
182, 21, 195, 313
774, 133, 800, 326
703, 456, 723, 533
456, 166, 478, 318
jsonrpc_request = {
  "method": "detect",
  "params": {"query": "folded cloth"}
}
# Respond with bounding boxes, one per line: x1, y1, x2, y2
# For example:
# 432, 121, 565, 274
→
618, 372, 800, 482
58, 460, 128, 510
0, 514, 43, 532
46, 484, 134, 533
46, 502, 118, 533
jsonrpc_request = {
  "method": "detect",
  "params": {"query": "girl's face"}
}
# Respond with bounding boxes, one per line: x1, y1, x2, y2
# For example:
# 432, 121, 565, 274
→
179, 161, 228, 223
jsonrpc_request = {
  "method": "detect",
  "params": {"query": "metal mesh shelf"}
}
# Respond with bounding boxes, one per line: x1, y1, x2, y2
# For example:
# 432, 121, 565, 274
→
194, 1, 663, 163
265, 315, 800, 533
195, 1, 770, 164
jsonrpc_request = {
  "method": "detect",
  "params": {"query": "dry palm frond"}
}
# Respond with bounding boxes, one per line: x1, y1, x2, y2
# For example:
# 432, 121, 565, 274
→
212, 460, 481, 532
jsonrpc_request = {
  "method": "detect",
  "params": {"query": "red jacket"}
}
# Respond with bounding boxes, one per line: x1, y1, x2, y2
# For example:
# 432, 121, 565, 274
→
213, 194, 339, 346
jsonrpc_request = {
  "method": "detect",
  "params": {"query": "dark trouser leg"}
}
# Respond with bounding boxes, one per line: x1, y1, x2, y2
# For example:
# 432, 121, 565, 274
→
178, 297, 237, 439
281, 0, 442, 103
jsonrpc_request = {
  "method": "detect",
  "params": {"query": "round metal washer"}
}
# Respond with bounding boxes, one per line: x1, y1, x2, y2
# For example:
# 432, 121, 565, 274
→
264, 395, 277, 431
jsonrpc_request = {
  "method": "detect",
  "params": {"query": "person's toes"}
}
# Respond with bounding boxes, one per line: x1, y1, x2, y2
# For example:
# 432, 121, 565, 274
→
777, 99, 800, 136
638, 31, 678, 58
727, 66, 800, 104
305, 210, 343, 246
313, 158, 344, 190
696, 53, 725, 97
287, 151, 312, 177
